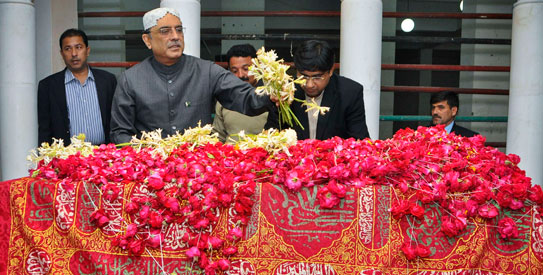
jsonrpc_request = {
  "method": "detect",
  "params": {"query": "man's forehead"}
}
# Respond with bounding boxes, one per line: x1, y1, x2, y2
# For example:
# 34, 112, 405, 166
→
432, 100, 450, 107
229, 56, 252, 64
298, 70, 327, 76
62, 36, 85, 46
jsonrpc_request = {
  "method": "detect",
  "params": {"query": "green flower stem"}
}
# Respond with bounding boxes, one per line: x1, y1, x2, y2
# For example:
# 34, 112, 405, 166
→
115, 142, 133, 148
278, 100, 304, 130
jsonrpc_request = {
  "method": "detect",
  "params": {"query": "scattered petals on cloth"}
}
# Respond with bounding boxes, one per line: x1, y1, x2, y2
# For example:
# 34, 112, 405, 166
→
24, 125, 543, 272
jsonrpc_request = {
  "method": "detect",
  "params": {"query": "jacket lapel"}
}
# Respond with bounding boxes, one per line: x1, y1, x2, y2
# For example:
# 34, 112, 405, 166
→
54, 69, 69, 125
315, 74, 337, 140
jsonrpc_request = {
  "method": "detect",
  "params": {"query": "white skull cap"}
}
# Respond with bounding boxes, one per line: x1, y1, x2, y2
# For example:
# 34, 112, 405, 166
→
143, 7, 181, 31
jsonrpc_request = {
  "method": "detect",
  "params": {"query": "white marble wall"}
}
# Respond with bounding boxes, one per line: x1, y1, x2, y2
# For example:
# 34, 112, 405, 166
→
461, 0, 514, 142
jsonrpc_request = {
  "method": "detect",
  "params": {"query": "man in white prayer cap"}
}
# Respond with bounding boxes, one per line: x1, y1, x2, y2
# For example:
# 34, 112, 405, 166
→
110, 7, 273, 144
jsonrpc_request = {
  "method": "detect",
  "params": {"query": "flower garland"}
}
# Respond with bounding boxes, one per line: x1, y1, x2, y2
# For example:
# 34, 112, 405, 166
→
29, 125, 543, 272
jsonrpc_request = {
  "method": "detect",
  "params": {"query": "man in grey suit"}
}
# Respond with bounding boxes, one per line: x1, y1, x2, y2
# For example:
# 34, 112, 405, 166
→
110, 8, 272, 143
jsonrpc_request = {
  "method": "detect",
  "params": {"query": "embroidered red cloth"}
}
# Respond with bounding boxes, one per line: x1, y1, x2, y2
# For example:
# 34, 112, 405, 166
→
1, 177, 542, 274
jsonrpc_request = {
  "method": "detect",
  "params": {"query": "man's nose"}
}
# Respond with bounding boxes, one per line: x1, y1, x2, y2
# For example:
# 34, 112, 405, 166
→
170, 29, 180, 40
235, 71, 245, 78
71, 48, 78, 56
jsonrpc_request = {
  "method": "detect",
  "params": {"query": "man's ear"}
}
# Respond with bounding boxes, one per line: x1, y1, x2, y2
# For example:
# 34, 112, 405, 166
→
142, 34, 152, 49
451, 106, 458, 117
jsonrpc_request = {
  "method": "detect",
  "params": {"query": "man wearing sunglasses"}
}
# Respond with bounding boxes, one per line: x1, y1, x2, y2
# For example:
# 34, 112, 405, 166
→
265, 40, 370, 140
110, 8, 272, 144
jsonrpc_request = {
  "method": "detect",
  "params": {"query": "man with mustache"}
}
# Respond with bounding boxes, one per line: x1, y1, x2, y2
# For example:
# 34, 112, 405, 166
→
212, 44, 268, 143
430, 91, 478, 137
265, 40, 370, 140
110, 8, 272, 144
37, 28, 117, 145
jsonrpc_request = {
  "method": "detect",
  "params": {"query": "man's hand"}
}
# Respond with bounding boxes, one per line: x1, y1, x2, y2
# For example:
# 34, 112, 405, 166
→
270, 93, 280, 107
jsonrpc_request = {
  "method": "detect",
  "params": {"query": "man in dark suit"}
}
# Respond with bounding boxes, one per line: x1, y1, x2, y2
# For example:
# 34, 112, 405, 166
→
38, 29, 117, 145
265, 40, 369, 140
430, 91, 478, 137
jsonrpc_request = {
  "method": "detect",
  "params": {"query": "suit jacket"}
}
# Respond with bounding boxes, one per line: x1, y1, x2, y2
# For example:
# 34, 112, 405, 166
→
265, 74, 369, 140
451, 123, 478, 137
38, 67, 117, 145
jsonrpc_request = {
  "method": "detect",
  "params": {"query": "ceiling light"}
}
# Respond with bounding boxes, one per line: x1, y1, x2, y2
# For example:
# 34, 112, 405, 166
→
401, 18, 415, 32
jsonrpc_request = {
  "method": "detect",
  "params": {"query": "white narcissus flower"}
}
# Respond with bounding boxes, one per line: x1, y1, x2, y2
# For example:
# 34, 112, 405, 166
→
303, 98, 331, 117
29, 123, 221, 164
234, 128, 297, 156
28, 134, 96, 166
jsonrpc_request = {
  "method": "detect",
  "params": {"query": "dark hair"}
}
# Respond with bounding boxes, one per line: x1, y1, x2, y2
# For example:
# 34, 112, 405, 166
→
226, 44, 257, 65
293, 40, 335, 72
430, 91, 459, 109
59, 28, 88, 49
